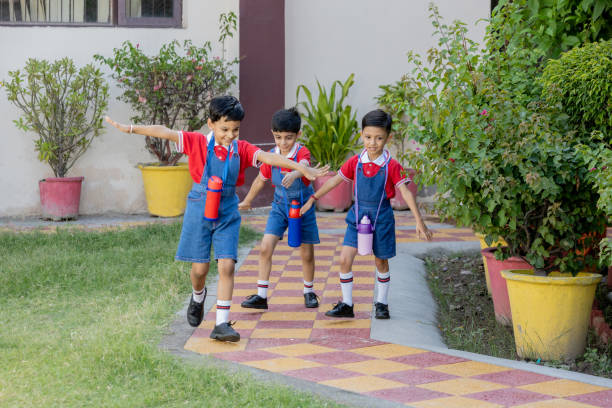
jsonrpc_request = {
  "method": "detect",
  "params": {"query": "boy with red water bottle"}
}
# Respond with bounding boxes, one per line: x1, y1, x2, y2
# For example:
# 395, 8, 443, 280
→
105, 96, 328, 342
238, 108, 321, 310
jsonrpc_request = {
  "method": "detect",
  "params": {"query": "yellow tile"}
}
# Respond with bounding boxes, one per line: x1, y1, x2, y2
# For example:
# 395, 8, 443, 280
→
288, 260, 303, 265
184, 336, 247, 354
262, 343, 336, 356
514, 399, 601, 408
335, 359, 416, 375
519, 379, 609, 397
411, 396, 503, 408
250, 328, 312, 338
280, 270, 304, 277
196, 320, 257, 330
234, 276, 258, 283
243, 357, 322, 372
275, 282, 304, 290
320, 375, 405, 393
313, 319, 371, 329
260, 312, 317, 321
271, 264, 284, 271
322, 289, 372, 298
238, 264, 259, 271
351, 343, 425, 359
352, 264, 375, 271
314, 250, 336, 256
268, 296, 305, 305
274, 255, 291, 261
316, 260, 333, 266
428, 361, 511, 377
418, 378, 507, 395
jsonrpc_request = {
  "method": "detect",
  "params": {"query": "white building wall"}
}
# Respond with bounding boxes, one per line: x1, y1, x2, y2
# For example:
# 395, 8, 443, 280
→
285, 0, 489, 125
0, 0, 239, 217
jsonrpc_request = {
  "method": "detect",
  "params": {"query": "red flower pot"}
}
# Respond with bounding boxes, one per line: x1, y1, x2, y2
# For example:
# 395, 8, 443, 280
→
39, 177, 84, 220
313, 171, 352, 212
390, 169, 417, 210
481, 247, 533, 325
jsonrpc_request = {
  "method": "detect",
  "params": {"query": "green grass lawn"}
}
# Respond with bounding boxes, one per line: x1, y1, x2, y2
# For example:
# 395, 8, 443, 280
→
0, 223, 342, 407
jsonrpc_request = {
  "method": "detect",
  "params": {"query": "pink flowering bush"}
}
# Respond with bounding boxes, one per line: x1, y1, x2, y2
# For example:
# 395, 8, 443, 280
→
94, 13, 237, 165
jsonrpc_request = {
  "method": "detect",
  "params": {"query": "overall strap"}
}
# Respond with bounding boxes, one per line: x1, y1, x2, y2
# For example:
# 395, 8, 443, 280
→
278, 145, 304, 214
205, 135, 235, 187
354, 150, 390, 231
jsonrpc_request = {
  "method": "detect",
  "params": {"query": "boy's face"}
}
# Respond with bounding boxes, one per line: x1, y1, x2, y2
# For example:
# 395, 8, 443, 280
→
208, 117, 241, 146
361, 126, 390, 157
272, 130, 300, 155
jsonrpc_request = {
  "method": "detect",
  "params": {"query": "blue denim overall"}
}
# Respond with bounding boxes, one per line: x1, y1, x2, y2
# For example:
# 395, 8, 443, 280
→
343, 154, 396, 259
175, 136, 241, 263
264, 146, 320, 244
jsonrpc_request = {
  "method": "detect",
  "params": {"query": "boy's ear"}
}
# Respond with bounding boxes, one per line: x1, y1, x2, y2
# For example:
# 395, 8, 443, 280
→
207, 118, 214, 129
297, 130, 302, 138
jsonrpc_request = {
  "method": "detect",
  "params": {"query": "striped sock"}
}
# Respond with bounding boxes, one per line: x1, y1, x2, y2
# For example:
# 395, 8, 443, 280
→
193, 287, 205, 303
376, 270, 391, 305
340, 272, 353, 306
216, 300, 232, 326
257, 280, 269, 298
303, 280, 314, 294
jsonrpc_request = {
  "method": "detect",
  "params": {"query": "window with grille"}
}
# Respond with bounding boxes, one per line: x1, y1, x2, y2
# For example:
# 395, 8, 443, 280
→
0, 0, 181, 26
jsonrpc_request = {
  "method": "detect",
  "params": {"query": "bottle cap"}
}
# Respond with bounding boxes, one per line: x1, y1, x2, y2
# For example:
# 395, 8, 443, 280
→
360, 215, 371, 224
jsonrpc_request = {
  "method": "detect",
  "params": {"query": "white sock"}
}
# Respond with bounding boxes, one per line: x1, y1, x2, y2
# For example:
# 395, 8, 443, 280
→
216, 300, 231, 326
340, 272, 353, 306
257, 280, 269, 298
192, 287, 206, 303
376, 270, 390, 305
303, 280, 314, 294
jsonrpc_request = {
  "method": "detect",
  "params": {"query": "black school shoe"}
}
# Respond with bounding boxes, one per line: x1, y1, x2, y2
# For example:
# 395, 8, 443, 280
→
210, 321, 240, 342
303, 292, 319, 308
374, 302, 390, 319
241, 294, 268, 309
325, 302, 354, 318
186, 288, 207, 327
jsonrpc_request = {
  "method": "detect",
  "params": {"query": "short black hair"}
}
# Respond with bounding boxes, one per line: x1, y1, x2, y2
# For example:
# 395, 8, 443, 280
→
271, 107, 301, 133
209, 95, 245, 122
362, 109, 392, 133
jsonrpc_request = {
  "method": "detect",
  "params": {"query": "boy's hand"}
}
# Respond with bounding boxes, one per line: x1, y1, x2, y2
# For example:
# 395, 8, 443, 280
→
105, 116, 130, 133
300, 198, 314, 216
416, 221, 433, 241
281, 170, 301, 188
238, 200, 252, 211
301, 163, 330, 181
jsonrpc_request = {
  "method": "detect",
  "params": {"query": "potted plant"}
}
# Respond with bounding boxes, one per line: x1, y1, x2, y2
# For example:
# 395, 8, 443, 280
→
392, 3, 604, 360
4, 57, 109, 220
94, 12, 238, 217
296, 73, 360, 211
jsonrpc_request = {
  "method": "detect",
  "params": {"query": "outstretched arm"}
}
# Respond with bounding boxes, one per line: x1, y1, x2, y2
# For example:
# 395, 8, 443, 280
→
257, 151, 328, 181
300, 173, 345, 215
398, 183, 433, 241
238, 174, 268, 210
105, 116, 179, 143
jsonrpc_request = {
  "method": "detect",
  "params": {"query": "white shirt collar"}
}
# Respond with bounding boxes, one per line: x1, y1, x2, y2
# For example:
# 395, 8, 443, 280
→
207, 131, 232, 150
274, 142, 300, 158
359, 149, 390, 166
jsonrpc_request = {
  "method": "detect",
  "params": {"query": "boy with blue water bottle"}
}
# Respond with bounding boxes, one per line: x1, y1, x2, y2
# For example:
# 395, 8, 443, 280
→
105, 96, 328, 342
238, 108, 321, 309
300, 109, 433, 319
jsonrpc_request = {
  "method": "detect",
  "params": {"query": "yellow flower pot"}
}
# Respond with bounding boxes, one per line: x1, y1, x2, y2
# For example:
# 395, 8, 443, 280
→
475, 233, 507, 296
138, 162, 193, 217
501, 269, 602, 361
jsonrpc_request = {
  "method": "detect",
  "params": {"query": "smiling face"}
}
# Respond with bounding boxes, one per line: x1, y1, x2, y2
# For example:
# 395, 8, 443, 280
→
361, 126, 390, 159
207, 117, 241, 146
272, 130, 300, 155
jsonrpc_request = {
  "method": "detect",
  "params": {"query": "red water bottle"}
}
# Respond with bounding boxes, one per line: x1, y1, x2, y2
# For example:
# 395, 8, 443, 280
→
204, 176, 223, 221
288, 199, 302, 247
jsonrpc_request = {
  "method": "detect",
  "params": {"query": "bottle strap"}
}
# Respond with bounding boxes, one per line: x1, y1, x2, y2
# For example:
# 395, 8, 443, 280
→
354, 150, 389, 231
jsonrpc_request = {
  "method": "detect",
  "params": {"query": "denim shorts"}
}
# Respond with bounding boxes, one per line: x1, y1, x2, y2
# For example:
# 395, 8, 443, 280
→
175, 184, 241, 263
343, 203, 396, 259
264, 200, 320, 244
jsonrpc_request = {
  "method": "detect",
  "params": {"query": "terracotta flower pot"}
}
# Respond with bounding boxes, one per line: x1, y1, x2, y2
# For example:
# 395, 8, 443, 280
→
39, 176, 84, 220
313, 171, 352, 212
481, 247, 533, 325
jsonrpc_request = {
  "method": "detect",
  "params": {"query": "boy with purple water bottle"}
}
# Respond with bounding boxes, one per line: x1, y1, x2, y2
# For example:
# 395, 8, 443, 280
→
300, 109, 433, 319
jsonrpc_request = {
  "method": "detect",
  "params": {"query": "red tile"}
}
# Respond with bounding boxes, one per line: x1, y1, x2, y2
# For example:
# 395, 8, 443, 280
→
389, 352, 468, 367
267, 304, 316, 312
367, 386, 451, 404
568, 390, 612, 408
300, 350, 374, 365
473, 370, 556, 386
310, 328, 371, 340
379, 369, 459, 385
256, 320, 314, 329
316, 311, 371, 320
284, 366, 359, 382
227, 312, 266, 320
311, 337, 385, 350
213, 350, 281, 362
245, 338, 307, 350
466, 388, 553, 406
267, 290, 308, 297
241, 259, 258, 265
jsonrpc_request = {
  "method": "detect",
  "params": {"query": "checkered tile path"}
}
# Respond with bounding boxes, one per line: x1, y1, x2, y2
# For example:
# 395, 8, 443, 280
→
185, 226, 611, 407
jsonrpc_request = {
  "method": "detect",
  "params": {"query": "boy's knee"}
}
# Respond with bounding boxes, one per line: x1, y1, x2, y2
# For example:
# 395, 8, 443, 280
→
300, 245, 314, 263
375, 258, 389, 272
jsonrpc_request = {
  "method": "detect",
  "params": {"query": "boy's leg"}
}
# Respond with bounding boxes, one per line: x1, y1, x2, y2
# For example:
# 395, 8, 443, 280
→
326, 245, 357, 318
374, 257, 391, 319
241, 233, 280, 309
186, 262, 210, 327
301, 243, 319, 308
209, 258, 240, 342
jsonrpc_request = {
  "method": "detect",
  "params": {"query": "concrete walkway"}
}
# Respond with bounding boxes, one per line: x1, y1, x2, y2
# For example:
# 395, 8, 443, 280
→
3, 211, 611, 408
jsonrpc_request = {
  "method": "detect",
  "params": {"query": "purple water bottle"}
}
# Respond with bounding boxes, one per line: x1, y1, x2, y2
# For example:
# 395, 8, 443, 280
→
357, 215, 373, 255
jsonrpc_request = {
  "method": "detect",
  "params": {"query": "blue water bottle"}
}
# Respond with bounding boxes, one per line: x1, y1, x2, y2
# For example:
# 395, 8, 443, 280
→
288, 200, 302, 248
